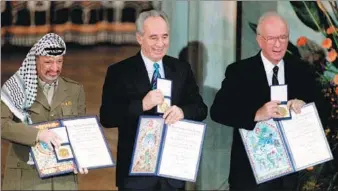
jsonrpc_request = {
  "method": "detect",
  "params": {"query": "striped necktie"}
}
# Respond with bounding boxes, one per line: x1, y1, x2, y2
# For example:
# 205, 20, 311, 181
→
151, 63, 161, 89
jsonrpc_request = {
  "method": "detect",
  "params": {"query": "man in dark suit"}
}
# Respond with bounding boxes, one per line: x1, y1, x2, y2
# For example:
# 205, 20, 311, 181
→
210, 12, 329, 191
100, 10, 207, 191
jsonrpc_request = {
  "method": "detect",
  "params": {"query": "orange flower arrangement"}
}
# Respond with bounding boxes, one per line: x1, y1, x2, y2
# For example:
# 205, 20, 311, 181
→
326, 26, 336, 35
294, 1, 338, 123
293, 2, 338, 190
296, 25, 338, 87
334, 74, 338, 85
297, 36, 308, 47
327, 49, 338, 63
322, 38, 332, 49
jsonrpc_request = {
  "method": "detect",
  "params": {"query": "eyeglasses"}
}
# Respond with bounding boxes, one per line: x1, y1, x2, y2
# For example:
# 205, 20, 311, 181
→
258, 34, 289, 44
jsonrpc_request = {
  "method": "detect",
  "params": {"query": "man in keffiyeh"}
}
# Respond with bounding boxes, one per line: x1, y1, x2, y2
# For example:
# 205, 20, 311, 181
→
1, 33, 88, 190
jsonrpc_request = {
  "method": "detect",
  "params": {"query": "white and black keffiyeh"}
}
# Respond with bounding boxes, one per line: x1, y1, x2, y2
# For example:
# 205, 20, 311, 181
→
1, 33, 66, 124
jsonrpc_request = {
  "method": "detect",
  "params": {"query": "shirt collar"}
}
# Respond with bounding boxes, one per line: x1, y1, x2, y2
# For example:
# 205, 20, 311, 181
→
38, 77, 58, 89
140, 50, 163, 70
260, 51, 284, 74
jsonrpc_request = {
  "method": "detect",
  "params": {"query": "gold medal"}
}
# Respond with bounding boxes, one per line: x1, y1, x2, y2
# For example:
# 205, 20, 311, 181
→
160, 102, 169, 112
58, 148, 69, 158
277, 106, 287, 116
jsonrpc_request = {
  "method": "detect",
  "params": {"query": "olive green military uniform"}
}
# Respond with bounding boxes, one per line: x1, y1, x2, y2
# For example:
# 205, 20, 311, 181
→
1, 76, 86, 190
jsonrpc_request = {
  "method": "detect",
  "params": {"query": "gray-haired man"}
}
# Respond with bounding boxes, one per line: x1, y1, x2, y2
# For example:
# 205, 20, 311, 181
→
100, 10, 207, 191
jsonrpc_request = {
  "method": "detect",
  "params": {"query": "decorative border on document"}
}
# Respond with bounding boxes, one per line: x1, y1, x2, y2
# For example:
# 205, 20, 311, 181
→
30, 120, 74, 178
239, 120, 294, 184
129, 115, 165, 176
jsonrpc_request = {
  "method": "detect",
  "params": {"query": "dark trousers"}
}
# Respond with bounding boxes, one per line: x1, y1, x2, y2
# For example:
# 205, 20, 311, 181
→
230, 174, 298, 191
119, 178, 178, 191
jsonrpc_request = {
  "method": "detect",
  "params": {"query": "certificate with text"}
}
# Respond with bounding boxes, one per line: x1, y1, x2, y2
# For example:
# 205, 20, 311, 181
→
129, 116, 206, 182
31, 116, 115, 178
61, 116, 115, 170
279, 103, 333, 171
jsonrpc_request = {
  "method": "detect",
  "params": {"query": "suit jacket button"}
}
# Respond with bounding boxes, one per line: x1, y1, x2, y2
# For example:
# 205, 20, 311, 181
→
17, 162, 20, 167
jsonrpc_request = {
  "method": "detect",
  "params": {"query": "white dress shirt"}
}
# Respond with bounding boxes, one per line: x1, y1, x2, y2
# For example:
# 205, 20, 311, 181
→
141, 50, 165, 82
261, 51, 285, 86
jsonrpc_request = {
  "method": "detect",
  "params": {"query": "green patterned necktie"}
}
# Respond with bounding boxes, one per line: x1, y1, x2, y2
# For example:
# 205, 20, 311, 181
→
151, 63, 161, 89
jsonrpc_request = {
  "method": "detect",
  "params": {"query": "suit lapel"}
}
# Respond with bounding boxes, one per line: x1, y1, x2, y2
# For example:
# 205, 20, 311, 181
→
34, 86, 50, 111
253, 53, 270, 101
283, 56, 293, 85
51, 78, 68, 112
163, 56, 176, 81
283, 56, 297, 100
253, 53, 270, 87
133, 52, 152, 94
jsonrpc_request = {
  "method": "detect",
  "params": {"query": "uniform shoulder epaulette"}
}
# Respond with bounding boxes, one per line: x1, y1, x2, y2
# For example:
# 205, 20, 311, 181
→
61, 77, 80, 85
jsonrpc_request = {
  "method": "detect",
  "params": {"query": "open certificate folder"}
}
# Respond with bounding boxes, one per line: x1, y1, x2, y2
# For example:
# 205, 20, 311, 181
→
31, 121, 75, 178
129, 116, 206, 182
31, 116, 115, 178
239, 103, 333, 184
61, 116, 115, 170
